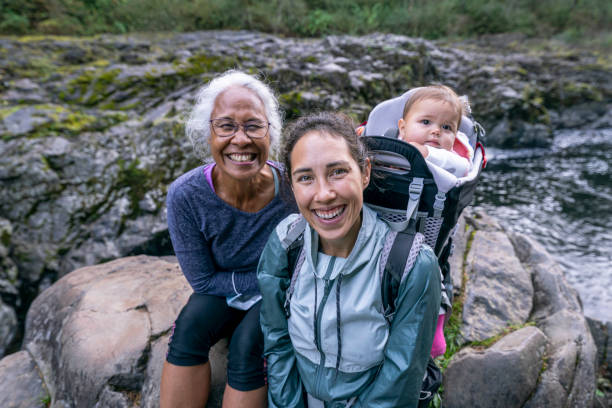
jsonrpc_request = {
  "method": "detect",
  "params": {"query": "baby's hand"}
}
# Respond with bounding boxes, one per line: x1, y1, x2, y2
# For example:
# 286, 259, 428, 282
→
407, 142, 429, 158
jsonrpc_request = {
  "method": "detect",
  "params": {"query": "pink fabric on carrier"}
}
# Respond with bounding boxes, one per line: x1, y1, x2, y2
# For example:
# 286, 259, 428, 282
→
430, 314, 447, 358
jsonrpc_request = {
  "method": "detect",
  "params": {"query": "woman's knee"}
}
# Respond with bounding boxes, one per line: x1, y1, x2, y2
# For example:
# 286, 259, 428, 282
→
166, 294, 233, 366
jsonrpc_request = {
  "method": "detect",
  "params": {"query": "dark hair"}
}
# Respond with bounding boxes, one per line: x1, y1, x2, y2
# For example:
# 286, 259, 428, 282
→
281, 112, 368, 181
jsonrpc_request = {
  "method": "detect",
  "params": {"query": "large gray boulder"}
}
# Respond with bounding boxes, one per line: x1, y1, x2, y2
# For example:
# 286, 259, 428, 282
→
510, 233, 597, 408
442, 210, 597, 408
0, 255, 229, 407
1, 256, 199, 407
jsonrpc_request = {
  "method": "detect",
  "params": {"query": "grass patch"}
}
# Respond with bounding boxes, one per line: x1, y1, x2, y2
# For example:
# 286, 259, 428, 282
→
435, 228, 475, 370
3, 0, 610, 52
469, 321, 536, 349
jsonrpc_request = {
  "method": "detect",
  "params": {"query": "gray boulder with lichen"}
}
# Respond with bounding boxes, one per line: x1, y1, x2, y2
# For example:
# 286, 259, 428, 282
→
442, 208, 597, 408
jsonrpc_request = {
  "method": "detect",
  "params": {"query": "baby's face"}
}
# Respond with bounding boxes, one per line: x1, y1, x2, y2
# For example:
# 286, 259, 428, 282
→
398, 99, 457, 151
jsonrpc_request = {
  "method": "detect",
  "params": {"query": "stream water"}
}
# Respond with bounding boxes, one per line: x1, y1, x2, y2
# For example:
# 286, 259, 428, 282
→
475, 127, 612, 322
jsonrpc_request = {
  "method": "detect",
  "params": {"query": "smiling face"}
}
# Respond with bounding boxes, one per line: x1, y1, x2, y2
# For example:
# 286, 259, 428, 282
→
398, 98, 459, 151
209, 86, 270, 182
290, 131, 370, 257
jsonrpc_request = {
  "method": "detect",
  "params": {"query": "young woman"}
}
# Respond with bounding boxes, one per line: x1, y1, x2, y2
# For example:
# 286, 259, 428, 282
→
258, 112, 441, 407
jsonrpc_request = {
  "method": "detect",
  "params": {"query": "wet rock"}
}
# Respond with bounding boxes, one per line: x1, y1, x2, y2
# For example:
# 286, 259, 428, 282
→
0, 350, 48, 408
487, 118, 553, 148
523, 309, 597, 408
0, 299, 17, 355
62, 47, 91, 64
444, 326, 547, 408
461, 229, 533, 342
587, 316, 609, 370
447, 212, 471, 297
509, 233, 581, 321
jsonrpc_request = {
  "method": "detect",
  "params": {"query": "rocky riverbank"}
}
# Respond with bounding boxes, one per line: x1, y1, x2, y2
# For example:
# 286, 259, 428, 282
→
0, 30, 610, 405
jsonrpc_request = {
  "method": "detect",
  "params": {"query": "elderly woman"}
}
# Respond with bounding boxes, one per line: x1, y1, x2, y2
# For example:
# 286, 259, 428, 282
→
160, 70, 296, 408
257, 112, 441, 407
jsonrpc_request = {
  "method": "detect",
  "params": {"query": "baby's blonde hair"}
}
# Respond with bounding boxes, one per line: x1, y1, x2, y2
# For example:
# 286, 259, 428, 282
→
402, 85, 464, 132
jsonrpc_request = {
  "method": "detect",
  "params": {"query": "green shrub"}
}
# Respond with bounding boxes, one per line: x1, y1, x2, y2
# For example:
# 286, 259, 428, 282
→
2, 0, 610, 48
0, 12, 30, 34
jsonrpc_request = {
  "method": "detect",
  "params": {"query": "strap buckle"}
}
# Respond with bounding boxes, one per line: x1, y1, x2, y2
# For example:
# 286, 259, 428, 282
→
406, 178, 424, 221
433, 192, 446, 218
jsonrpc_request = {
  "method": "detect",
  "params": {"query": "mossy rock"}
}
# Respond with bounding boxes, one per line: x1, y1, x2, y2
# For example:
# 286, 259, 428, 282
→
2, 103, 127, 139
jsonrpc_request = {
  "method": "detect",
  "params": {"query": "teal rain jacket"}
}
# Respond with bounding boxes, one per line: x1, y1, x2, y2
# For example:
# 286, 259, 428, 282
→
258, 205, 441, 408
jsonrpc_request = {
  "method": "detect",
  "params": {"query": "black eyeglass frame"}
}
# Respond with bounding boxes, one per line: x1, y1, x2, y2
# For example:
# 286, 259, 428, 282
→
209, 118, 271, 139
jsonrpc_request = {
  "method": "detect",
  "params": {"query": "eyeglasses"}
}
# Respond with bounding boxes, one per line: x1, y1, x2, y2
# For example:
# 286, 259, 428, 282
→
210, 118, 270, 139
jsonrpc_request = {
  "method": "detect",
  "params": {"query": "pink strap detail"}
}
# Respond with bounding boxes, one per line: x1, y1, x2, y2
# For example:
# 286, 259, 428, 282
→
430, 313, 447, 358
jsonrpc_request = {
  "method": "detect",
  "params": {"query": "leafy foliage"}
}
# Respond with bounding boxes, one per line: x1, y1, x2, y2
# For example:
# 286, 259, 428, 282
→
2, 0, 610, 45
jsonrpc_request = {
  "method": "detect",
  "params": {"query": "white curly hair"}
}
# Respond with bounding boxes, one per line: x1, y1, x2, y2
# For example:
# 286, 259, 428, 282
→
186, 70, 282, 162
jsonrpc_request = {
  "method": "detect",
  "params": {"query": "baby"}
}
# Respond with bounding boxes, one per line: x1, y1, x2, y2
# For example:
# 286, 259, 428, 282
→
398, 85, 475, 358
398, 85, 473, 178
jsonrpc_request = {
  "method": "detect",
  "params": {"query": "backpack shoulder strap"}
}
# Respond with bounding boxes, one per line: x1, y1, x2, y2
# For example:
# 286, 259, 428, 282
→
382, 228, 427, 322
283, 217, 307, 317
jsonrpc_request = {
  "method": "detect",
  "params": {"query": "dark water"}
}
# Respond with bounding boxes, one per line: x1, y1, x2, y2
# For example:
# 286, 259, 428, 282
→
474, 128, 612, 322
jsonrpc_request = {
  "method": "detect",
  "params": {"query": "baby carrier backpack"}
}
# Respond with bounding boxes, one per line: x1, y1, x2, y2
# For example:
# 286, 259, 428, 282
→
361, 87, 486, 307
361, 88, 486, 406
283, 88, 486, 407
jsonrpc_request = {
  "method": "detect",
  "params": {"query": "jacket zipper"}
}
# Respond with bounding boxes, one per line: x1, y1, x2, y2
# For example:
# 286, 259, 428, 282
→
313, 256, 336, 398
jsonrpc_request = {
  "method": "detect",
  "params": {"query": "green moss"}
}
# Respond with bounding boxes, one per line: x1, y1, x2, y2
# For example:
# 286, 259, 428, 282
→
0, 229, 10, 247
435, 228, 475, 371
279, 91, 304, 121
67, 68, 121, 106
55, 112, 97, 132
5, 103, 125, 138
0, 105, 22, 120
520, 84, 550, 124
562, 81, 603, 103
302, 55, 319, 63
16, 35, 80, 43
115, 158, 164, 222
39, 393, 51, 408
39, 155, 52, 172
18, 56, 57, 80
469, 321, 536, 349
92, 59, 111, 68
181, 54, 237, 77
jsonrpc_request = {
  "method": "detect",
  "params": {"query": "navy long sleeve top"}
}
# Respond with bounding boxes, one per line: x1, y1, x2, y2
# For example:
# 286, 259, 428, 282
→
166, 163, 297, 296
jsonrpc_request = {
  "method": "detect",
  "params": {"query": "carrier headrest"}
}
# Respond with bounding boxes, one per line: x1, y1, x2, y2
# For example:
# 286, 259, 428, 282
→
364, 88, 477, 148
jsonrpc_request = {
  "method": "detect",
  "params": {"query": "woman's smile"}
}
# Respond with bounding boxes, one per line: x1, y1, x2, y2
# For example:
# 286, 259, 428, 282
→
226, 152, 257, 163
313, 205, 346, 221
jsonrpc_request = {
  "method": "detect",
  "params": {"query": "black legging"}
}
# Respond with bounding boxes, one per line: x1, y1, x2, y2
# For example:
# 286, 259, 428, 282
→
166, 293, 265, 391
